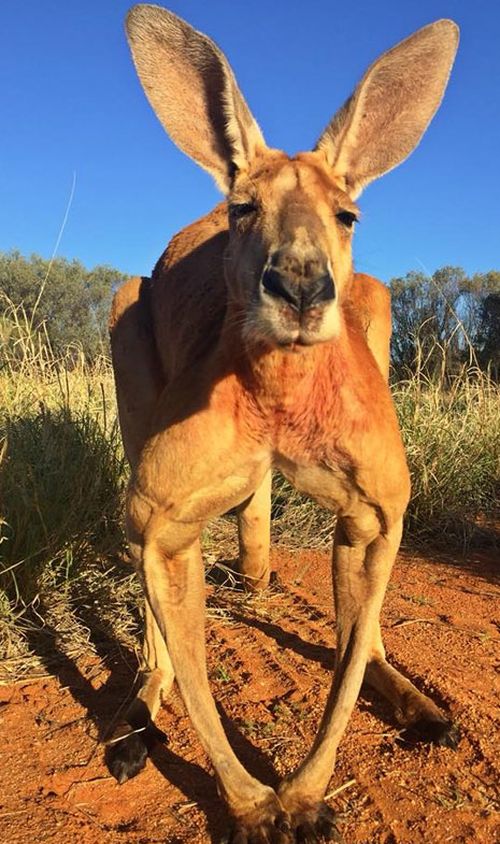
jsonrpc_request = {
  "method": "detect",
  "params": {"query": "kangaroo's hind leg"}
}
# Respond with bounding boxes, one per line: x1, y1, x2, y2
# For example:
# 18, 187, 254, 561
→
109, 276, 164, 468
107, 596, 175, 782
108, 276, 174, 781
364, 623, 459, 746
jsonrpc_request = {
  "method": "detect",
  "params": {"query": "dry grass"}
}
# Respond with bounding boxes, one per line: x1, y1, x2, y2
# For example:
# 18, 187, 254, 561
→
0, 302, 136, 681
395, 366, 500, 546
1, 306, 499, 680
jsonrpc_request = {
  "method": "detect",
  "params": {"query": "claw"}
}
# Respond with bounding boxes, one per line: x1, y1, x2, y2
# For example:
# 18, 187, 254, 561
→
105, 720, 167, 783
317, 814, 342, 842
296, 823, 318, 843
404, 718, 460, 749
106, 731, 148, 783
225, 804, 293, 844
279, 799, 342, 843
274, 813, 291, 834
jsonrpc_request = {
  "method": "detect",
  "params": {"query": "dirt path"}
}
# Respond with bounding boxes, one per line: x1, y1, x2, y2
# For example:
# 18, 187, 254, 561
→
0, 548, 498, 843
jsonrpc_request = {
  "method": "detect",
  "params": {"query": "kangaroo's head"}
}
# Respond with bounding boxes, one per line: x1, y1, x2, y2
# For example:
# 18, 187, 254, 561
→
126, 5, 458, 349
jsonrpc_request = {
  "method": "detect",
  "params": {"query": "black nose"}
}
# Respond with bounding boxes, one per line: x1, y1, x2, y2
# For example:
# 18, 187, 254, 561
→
262, 267, 335, 311
305, 273, 336, 307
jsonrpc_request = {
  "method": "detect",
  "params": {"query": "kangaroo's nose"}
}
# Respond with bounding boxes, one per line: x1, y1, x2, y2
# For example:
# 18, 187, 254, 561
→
304, 273, 336, 308
262, 267, 301, 309
262, 266, 335, 311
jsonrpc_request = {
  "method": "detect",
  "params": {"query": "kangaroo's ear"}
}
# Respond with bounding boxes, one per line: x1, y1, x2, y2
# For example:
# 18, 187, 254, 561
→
316, 20, 459, 198
126, 4, 266, 193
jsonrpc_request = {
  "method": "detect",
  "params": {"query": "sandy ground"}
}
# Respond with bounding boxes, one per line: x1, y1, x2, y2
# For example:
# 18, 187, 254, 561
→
0, 547, 498, 843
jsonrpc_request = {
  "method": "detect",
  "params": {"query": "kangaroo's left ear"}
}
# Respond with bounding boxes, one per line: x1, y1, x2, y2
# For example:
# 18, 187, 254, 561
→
125, 4, 266, 193
316, 20, 459, 199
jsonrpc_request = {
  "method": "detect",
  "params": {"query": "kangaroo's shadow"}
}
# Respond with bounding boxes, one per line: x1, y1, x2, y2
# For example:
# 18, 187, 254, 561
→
21, 598, 266, 843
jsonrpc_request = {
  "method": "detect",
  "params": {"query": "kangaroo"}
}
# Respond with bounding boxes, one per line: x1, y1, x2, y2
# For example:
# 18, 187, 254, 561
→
108, 6, 459, 841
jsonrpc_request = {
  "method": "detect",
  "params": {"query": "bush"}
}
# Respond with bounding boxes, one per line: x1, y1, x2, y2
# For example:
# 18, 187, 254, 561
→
0, 406, 125, 603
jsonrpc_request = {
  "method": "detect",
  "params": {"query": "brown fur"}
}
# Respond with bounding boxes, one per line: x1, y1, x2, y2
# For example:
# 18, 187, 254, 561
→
107, 7, 459, 841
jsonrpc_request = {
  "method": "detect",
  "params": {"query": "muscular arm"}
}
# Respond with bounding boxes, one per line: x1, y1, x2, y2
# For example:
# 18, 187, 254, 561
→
349, 273, 392, 382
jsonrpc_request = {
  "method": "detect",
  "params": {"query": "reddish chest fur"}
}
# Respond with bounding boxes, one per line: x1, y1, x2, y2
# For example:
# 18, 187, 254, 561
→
230, 317, 388, 470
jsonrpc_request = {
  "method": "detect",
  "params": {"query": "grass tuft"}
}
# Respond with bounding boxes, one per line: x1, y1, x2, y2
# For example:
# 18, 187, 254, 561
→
395, 365, 500, 546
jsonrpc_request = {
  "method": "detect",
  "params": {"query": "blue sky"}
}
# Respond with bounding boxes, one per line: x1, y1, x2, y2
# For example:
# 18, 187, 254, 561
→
1, 1, 499, 282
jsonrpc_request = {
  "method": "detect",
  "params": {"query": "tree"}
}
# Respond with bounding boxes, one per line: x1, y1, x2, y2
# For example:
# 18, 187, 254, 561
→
477, 291, 500, 378
390, 267, 500, 379
0, 251, 127, 361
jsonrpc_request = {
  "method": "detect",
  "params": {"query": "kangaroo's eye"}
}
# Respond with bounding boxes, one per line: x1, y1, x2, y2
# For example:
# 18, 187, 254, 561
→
336, 210, 358, 229
229, 202, 257, 221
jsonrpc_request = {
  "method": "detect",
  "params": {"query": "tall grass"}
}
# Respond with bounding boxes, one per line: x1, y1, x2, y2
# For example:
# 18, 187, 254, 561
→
395, 366, 499, 545
1, 304, 499, 679
0, 301, 137, 680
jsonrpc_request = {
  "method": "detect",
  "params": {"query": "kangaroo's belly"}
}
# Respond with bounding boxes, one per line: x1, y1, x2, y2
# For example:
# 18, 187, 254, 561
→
274, 450, 355, 514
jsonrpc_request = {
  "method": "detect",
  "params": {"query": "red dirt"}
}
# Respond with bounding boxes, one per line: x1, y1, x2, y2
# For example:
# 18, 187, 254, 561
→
0, 547, 499, 843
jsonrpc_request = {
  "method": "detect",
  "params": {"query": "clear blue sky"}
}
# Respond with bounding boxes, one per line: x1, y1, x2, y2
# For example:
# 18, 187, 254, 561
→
1, 0, 499, 282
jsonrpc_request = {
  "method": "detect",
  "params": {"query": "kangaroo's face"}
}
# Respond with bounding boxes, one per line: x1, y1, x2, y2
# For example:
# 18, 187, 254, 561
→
224, 151, 359, 348
125, 5, 458, 350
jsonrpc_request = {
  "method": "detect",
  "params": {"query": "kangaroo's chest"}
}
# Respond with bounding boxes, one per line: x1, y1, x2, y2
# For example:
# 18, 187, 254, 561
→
263, 369, 368, 458
258, 387, 369, 513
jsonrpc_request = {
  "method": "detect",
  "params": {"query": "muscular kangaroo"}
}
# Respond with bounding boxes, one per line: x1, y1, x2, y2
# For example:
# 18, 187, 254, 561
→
108, 7, 459, 841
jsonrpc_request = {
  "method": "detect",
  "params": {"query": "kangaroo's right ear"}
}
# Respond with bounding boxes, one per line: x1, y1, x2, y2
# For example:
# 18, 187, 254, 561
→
125, 4, 266, 193
316, 20, 459, 199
